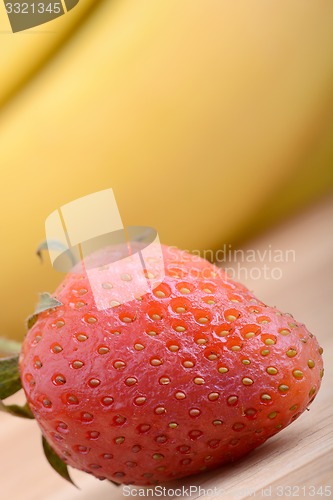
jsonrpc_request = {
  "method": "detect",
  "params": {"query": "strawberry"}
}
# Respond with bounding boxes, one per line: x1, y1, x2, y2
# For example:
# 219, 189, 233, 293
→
17, 245, 323, 485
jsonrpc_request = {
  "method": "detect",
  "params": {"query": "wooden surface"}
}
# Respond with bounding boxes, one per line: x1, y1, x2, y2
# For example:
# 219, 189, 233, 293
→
1, 197, 332, 500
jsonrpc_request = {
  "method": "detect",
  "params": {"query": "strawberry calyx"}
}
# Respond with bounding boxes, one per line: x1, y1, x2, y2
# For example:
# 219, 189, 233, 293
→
1, 291, 63, 412
26, 292, 63, 330
0, 354, 22, 400
0, 399, 34, 419
42, 436, 77, 487
0, 292, 76, 486
0, 351, 34, 419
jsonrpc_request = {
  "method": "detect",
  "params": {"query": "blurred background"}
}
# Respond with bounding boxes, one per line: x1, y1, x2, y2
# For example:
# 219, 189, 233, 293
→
0, 0, 333, 341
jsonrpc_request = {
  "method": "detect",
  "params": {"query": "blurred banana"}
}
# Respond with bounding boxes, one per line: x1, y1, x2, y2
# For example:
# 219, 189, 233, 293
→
0, 0, 333, 339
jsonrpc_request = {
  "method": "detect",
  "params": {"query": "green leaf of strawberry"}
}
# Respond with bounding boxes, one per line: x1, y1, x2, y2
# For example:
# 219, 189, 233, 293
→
0, 355, 21, 400
0, 353, 34, 419
27, 292, 63, 330
42, 436, 76, 487
0, 399, 34, 419
34, 292, 63, 314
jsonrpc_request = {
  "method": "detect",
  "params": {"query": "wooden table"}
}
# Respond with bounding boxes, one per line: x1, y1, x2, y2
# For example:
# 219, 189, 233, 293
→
1, 197, 332, 500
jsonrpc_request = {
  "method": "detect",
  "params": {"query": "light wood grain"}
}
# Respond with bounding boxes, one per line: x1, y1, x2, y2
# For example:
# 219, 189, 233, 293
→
1, 197, 332, 500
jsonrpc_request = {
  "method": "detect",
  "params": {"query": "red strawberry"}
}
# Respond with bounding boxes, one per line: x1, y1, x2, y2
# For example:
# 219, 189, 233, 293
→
18, 245, 323, 485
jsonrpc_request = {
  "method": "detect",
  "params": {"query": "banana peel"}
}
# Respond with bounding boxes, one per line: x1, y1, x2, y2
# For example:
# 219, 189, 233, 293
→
0, 0, 333, 340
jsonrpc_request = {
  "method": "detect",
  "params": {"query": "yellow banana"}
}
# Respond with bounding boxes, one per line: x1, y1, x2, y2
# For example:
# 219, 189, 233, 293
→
1, 0, 333, 339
